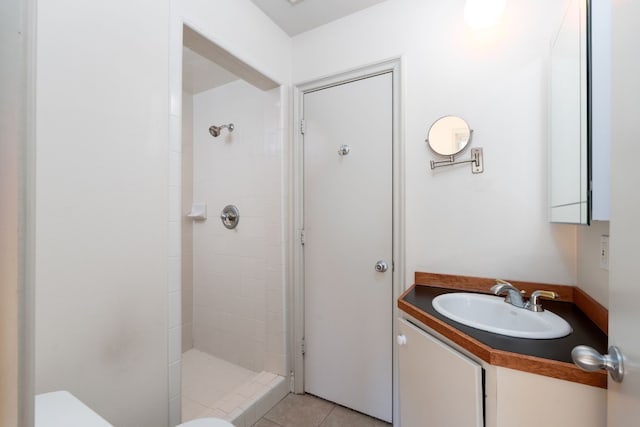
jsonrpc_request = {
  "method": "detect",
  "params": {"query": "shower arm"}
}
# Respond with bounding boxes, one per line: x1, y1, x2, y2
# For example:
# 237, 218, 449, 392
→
209, 123, 235, 138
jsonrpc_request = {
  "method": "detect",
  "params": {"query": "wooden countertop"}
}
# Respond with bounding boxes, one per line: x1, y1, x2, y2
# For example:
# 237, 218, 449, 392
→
398, 272, 608, 389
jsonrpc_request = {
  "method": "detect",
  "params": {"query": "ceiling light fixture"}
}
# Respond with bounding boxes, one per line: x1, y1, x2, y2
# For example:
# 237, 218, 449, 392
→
464, 0, 506, 30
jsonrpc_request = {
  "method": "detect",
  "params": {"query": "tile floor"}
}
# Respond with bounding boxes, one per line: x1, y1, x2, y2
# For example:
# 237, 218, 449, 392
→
253, 393, 392, 427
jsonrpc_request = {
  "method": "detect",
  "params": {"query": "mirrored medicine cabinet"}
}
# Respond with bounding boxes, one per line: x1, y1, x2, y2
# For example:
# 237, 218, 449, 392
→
549, 0, 610, 225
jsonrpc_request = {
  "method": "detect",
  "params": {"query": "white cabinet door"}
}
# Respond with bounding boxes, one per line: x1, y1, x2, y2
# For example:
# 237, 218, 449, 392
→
397, 318, 483, 427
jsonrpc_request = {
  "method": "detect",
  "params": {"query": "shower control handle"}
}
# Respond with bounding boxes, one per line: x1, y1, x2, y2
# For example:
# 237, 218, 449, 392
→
220, 205, 240, 229
220, 212, 237, 221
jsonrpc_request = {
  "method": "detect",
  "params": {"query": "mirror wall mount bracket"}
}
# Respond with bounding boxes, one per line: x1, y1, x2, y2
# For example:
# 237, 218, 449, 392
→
430, 147, 484, 174
426, 115, 483, 174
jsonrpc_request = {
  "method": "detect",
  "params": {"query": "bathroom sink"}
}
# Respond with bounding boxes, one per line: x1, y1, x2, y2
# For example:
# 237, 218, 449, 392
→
432, 293, 572, 339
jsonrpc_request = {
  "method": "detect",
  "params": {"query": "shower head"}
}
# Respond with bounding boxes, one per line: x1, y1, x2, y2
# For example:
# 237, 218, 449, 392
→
209, 123, 234, 138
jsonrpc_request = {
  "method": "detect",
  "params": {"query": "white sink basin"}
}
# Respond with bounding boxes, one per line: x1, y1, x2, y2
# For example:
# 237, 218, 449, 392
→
432, 293, 572, 339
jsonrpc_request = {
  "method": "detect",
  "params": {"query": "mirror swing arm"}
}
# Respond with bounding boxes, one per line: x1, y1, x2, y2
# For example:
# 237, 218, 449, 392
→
429, 146, 484, 173
426, 115, 484, 174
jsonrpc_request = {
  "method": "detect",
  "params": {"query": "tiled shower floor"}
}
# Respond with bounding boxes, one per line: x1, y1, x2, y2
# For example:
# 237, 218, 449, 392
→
181, 349, 287, 426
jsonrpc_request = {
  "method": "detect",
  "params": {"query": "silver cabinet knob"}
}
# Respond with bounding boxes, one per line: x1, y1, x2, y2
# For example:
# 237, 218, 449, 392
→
397, 334, 407, 346
374, 260, 388, 273
338, 144, 350, 156
572, 345, 624, 383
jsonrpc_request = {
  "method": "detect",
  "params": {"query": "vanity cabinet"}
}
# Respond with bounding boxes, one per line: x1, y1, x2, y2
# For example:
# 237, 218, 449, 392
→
397, 318, 483, 427
397, 316, 606, 427
489, 365, 606, 427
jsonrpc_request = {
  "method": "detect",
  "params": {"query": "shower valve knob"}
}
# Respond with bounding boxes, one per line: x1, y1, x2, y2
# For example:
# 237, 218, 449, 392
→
220, 205, 240, 229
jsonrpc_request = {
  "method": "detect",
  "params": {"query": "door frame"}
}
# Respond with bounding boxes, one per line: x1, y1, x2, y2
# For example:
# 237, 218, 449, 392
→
289, 58, 404, 424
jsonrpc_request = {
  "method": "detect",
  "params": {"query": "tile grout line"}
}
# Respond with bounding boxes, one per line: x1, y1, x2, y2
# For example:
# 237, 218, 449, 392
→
317, 403, 337, 427
252, 419, 284, 427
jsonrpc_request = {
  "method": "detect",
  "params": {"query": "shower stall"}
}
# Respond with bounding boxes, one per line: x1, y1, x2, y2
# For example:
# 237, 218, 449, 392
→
178, 38, 288, 426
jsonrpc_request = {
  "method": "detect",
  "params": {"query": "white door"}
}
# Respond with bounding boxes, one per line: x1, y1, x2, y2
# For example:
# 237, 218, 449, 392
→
303, 72, 393, 422
607, 0, 640, 422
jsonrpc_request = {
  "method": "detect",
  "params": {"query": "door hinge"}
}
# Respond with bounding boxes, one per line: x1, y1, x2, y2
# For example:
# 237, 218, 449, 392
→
301, 338, 306, 355
300, 229, 305, 245
300, 119, 306, 135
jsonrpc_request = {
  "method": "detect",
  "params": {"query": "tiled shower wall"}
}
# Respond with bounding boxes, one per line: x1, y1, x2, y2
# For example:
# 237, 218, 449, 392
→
182, 90, 194, 352
192, 80, 286, 376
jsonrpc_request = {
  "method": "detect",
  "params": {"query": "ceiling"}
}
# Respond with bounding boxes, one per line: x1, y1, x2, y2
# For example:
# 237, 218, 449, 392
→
250, 0, 389, 36
183, 0, 390, 94
182, 47, 238, 94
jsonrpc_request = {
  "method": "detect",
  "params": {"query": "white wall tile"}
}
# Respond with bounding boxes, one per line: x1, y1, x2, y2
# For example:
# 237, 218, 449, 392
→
170, 92, 182, 118
181, 89, 195, 355
168, 221, 180, 258
169, 290, 181, 329
169, 151, 181, 187
169, 361, 181, 398
182, 322, 193, 352
182, 285, 193, 324
169, 395, 182, 427
169, 326, 181, 364
168, 257, 181, 293
189, 78, 285, 373
169, 185, 180, 222
169, 114, 182, 153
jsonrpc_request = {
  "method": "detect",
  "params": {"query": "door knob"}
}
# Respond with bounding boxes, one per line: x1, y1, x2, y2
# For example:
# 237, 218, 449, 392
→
338, 144, 350, 156
571, 345, 624, 383
374, 260, 388, 273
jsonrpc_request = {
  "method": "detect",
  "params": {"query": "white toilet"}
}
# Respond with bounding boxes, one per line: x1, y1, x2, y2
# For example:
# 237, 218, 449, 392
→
35, 391, 234, 427
35, 391, 113, 427
177, 418, 234, 427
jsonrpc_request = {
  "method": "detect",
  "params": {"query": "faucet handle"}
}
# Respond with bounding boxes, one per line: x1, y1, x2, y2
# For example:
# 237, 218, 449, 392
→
526, 290, 558, 312
491, 280, 526, 308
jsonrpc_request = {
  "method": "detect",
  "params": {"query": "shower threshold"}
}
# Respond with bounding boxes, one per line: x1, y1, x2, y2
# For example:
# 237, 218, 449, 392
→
181, 349, 288, 426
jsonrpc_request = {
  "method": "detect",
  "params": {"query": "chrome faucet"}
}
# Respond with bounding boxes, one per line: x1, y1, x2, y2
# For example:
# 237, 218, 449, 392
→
491, 280, 559, 312
490, 279, 526, 308
525, 290, 558, 312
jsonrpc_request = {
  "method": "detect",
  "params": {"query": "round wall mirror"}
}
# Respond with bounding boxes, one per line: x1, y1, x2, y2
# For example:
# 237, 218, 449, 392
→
426, 116, 472, 156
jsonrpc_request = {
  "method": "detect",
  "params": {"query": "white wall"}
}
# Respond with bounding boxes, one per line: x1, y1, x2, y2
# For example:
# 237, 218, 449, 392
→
34, 1, 170, 426
191, 80, 286, 376
577, 221, 609, 307
0, 0, 25, 423
293, 0, 577, 286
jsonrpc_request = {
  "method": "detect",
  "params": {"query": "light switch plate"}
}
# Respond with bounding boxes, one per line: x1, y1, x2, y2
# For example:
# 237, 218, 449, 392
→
600, 235, 609, 270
